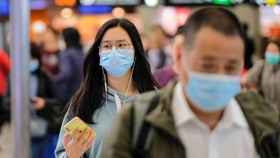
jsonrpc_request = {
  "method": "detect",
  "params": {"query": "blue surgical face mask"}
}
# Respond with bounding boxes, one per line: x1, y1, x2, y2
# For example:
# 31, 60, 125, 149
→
30, 59, 39, 72
265, 52, 280, 65
99, 48, 134, 77
185, 71, 241, 112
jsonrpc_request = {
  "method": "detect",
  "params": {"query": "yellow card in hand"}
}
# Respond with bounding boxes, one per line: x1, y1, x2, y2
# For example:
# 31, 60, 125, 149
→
64, 117, 90, 135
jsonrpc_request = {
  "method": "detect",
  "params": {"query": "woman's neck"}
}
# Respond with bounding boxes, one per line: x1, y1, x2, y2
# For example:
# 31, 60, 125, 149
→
107, 71, 137, 96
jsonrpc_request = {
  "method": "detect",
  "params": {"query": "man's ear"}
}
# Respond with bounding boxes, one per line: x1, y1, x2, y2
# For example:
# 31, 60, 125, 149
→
172, 36, 184, 74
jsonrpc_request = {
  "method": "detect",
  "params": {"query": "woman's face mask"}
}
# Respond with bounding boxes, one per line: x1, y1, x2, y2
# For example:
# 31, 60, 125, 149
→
99, 47, 134, 77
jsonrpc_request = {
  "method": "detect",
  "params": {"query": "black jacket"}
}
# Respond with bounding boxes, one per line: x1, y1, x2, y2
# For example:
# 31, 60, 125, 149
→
34, 69, 67, 134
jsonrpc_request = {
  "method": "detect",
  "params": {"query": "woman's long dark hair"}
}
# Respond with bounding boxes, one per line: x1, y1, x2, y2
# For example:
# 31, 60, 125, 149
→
70, 18, 159, 123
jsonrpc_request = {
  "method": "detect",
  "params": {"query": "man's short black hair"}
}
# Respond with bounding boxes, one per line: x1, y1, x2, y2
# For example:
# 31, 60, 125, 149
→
182, 7, 245, 50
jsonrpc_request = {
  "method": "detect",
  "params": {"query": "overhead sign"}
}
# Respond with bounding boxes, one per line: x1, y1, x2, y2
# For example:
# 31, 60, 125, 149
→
166, 0, 245, 5
0, 0, 48, 16
78, 0, 141, 5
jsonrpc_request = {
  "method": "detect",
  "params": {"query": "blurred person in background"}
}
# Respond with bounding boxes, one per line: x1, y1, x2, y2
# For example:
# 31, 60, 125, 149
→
55, 18, 159, 158
29, 43, 65, 158
242, 23, 255, 74
0, 49, 11, 158
41, 26, 60, 75
245, 39, 280, 112
0, 102, 12, 158
46, 27, 84, 103
140, 33, 150, 54
0, 49, 10, 107
101, 7, 279, 158
153, 26, 185, 87
147, 25, 171, 72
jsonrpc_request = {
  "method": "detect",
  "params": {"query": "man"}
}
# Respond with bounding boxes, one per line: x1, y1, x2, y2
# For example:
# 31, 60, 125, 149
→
101, 7, 279, 158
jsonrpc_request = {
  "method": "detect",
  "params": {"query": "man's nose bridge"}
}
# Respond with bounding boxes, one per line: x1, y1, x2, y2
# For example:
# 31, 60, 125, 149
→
217, 63, 227, 75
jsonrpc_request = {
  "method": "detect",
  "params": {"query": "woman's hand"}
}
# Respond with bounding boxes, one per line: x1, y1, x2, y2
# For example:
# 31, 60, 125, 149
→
63, 128, 94, 158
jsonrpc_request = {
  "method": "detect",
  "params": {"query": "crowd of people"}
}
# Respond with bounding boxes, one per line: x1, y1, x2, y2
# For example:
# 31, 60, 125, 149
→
0, 6, 280, 158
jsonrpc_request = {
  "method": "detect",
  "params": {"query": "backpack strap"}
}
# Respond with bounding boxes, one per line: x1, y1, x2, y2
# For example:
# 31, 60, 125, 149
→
132, 94, 160, 158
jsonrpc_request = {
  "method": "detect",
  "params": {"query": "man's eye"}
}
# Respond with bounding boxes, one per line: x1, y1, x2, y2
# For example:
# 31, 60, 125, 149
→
225, 65, 239, 74
200, 63, 217, 73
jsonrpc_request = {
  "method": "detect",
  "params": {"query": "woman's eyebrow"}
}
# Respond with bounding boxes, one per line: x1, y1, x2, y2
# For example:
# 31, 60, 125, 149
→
116, 39, 128, 42
101, 40, 112, 43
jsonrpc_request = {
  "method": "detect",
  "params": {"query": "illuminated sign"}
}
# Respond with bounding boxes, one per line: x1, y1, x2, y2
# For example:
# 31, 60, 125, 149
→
166, 0, 245, 5
55, 0, 76, 6
78, 5, 112, 14
0, 0, 49, 16
78, 0, 141, 5
0, 0, 8, 16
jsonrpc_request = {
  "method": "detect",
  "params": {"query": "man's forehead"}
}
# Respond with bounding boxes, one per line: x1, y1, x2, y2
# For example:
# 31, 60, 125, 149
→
198, 55, 241, 64
186, 27, 244, 57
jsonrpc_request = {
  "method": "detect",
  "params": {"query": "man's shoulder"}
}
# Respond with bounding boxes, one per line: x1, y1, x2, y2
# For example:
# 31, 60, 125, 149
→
127, 82, 176, 111
236, 91, 279, 131
129, 90, 161, 107
236, 91, 278, 115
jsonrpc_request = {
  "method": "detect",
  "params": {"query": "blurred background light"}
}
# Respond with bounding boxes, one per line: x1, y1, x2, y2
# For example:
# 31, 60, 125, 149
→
32, 20, 47, 33
80, 0, 96, 5
61, 8, 74, 19
145, 0, 159, 7
112, 7, 126, 18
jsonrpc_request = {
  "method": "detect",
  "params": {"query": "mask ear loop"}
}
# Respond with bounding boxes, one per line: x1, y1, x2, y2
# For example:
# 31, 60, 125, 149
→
102, 68, 108, 105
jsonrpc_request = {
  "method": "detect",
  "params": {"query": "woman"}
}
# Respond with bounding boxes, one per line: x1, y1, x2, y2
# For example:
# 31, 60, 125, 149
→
55, 18, 158, 158
246, 39, 280, 111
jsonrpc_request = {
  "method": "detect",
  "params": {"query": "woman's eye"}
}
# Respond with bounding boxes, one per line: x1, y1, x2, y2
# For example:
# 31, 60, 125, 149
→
103, 44, 111, 49
119, 43, 127, 48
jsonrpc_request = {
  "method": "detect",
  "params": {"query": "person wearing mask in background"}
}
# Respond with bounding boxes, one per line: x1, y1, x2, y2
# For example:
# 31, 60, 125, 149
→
0, 49, 11, 157
46, 27, 84, 103
153, 26, 185, 87
147, 25, 171, 72
55, 18, 159, 158
245, 40, 280, 112
29, 43, 65, 158
101, 7, 279, 158
41, 26, 60, 76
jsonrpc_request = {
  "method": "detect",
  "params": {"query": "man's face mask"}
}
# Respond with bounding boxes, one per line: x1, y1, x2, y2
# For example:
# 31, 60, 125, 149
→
184, 70, 241, 112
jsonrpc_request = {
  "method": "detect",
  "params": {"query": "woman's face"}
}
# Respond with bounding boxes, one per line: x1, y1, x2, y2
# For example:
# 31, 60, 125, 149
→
100, 27, 133, 52
266, 42, 280, 55
99, 27, 135, 78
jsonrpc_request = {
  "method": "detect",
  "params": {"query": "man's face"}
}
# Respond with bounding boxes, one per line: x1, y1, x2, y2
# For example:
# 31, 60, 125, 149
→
175, 27, 244, 86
